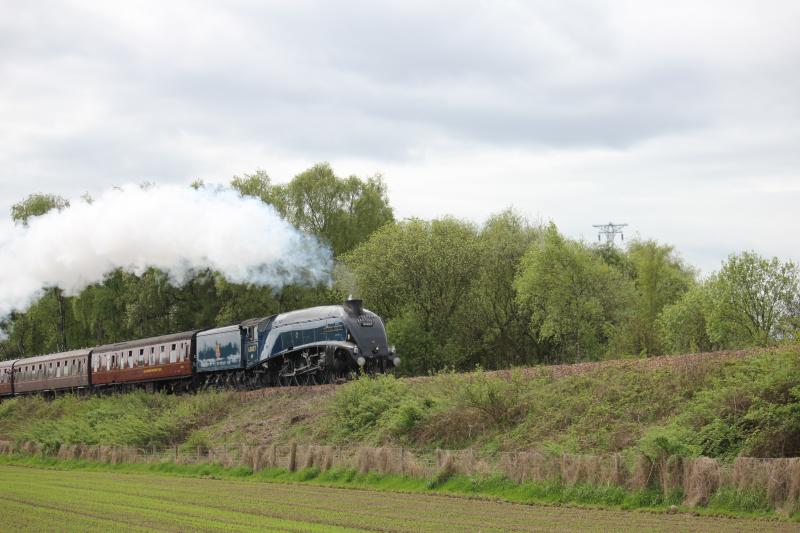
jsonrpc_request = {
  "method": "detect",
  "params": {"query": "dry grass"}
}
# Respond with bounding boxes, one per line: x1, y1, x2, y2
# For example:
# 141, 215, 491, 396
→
2, 440, 799, 512
683, 457, 721, 506
730, 457, 800, 512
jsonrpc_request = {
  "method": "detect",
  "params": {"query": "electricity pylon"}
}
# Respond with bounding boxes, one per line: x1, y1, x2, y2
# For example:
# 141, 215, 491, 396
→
593, 222, 628, 247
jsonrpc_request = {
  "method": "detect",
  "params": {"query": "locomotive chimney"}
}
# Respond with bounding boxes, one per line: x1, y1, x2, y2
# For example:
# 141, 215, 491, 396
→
345, 297, 363, 315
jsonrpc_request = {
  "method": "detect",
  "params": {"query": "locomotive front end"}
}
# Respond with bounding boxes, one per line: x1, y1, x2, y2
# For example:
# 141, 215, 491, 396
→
342, 298, 400, 373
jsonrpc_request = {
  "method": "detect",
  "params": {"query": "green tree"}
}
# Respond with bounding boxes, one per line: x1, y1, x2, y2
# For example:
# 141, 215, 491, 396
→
10, 193, 70, 226
341, 217, 481, 373
657, 283, 715, 354
454, 210, 544, 367
231, 164, 393, 257
705, 252, 799, 347
514, 225, 632, 362
614, 240, 695, 355
230, 169, 286, 211
7, 193, 73, 352
278, 163, 393, 256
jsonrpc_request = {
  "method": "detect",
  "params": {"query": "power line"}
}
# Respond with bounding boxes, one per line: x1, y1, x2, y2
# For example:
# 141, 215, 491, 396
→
592, 222, 628, 246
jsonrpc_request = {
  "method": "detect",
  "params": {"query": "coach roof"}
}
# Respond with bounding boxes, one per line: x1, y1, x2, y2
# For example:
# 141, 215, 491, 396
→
94, 330, 199, 353
10, 348, 93, 367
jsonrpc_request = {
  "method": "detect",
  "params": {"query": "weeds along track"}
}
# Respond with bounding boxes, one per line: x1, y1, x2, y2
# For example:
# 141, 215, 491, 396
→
231, 345, 794, 401
382, 345, 796, 386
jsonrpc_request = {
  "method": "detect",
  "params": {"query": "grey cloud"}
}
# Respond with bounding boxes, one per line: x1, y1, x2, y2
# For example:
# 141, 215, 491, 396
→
0, 0, 798, 275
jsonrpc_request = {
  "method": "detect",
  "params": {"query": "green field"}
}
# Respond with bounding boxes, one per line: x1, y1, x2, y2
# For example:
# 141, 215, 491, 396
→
0, 465, 796, 533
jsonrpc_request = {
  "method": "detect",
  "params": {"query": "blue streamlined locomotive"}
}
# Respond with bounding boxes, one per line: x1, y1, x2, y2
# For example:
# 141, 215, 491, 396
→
196, 298, 400, 388
0, 299, 399, 398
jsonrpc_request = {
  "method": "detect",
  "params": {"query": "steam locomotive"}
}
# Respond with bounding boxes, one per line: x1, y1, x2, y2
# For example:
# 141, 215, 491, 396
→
0, 299, 399, 398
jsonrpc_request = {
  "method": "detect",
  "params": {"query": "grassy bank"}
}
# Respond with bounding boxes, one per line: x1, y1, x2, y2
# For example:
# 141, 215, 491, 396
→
1, 454, 797, 522
1, 345, 798, 460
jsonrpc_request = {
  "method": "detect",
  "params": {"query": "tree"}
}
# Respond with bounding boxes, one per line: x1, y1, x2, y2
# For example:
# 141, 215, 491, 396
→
10, 193, 70, 226
705, 252, 799, 347
7, 193, 73, 352
278, 164, 394, 256
657, 284, 715, 354
514, 225, 632, 362
340, 217, 481, 373
454, 210, 544, 367
615, 240, 695, 355
230, 164, 394, 257
230, 169, 286, 211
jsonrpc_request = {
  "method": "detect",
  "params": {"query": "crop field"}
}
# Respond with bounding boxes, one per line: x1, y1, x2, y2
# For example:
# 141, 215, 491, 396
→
0, 466, 796, 532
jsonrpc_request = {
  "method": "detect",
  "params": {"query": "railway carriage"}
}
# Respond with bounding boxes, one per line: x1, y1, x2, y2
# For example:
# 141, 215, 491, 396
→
11, 349, 91, 396
91, 331, 197, 392
0, 359, 17, 398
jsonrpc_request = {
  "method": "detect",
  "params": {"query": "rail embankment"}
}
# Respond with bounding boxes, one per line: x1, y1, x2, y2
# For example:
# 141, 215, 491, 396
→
2, 345, 798, 457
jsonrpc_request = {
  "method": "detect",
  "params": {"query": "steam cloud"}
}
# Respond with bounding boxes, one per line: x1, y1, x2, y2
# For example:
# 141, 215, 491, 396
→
0, 184, 332, 318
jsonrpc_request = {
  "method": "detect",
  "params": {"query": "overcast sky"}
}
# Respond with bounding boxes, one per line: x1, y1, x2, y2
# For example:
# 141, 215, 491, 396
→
1, 0, 798, 274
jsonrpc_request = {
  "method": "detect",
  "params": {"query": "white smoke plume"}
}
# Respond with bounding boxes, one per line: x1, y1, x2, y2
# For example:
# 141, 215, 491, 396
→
0, 184, 332, 318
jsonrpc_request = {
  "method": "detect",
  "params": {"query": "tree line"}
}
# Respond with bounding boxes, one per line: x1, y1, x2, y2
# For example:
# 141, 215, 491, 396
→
2, 163, 798, 373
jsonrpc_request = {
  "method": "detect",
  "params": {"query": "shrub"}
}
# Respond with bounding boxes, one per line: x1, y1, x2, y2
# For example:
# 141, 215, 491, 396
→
329, 375, 428, 443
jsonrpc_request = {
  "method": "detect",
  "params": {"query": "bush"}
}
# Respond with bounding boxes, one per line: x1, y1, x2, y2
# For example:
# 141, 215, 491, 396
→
329, 375, 428, 443
10, 391, 233, 449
